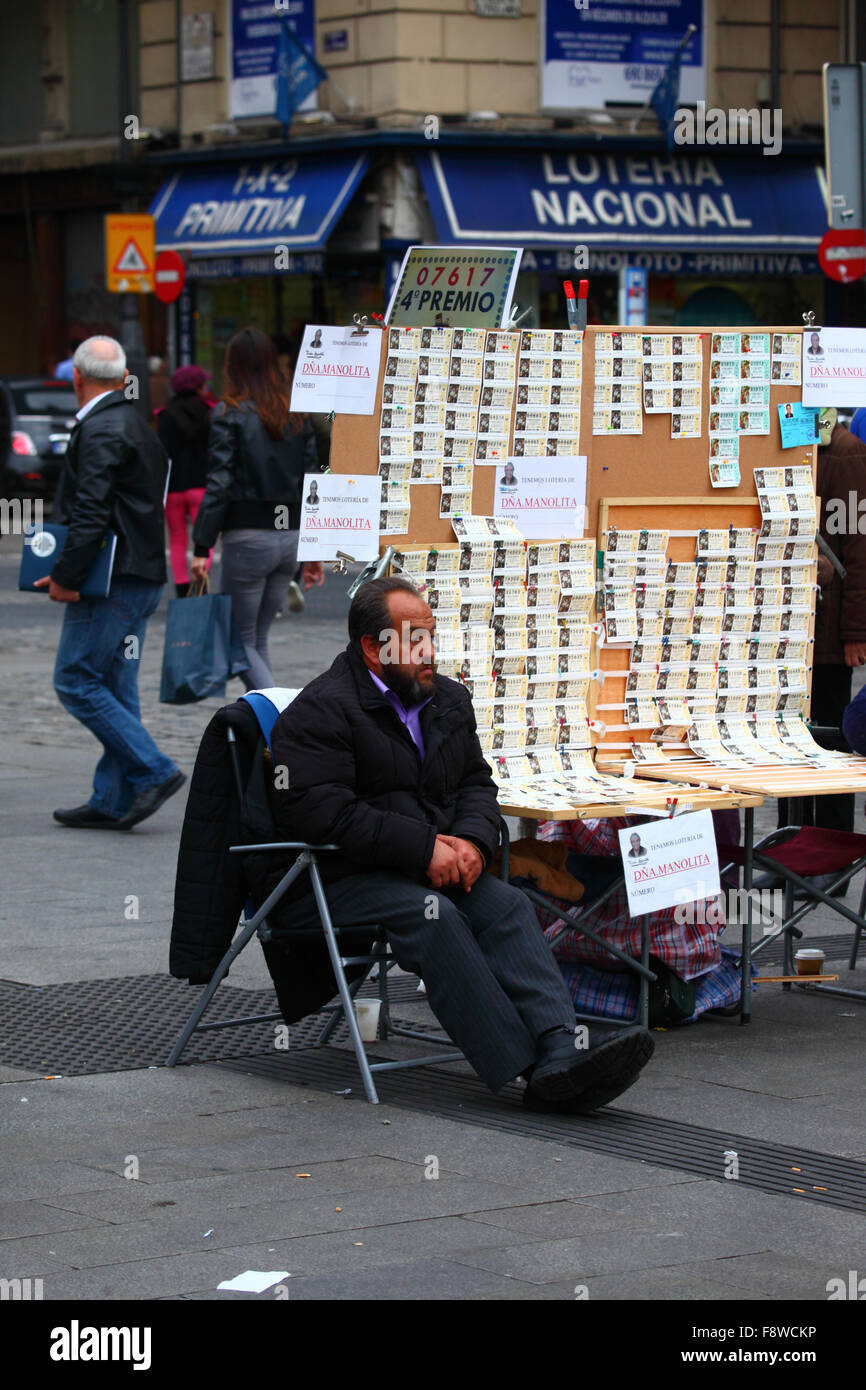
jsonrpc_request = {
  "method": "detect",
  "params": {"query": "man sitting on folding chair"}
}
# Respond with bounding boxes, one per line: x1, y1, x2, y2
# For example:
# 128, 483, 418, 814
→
262, 576, 654, 1112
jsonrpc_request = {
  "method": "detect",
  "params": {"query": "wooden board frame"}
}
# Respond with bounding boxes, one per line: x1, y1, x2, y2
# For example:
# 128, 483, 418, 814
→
623, 758, 866, 799
499, 787, 764, 821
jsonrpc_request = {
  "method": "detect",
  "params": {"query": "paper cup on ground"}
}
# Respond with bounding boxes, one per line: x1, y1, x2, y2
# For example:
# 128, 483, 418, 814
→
354, 998, 381, 1041
795, 949, 825, 976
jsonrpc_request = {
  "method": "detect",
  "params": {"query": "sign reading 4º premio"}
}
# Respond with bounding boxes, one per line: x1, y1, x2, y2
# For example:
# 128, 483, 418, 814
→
385, 245, 522, 329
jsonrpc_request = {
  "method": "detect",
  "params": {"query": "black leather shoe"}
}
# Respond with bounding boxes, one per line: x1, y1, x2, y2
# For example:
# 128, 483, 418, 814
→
527, 1025, 654, 1103
53, 804, 124, 829
523, 1049, 652, 1114
115, 771, 187, 829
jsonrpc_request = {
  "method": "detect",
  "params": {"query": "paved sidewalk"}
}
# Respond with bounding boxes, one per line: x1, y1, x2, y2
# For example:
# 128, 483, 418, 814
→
1, 545, 865, 1302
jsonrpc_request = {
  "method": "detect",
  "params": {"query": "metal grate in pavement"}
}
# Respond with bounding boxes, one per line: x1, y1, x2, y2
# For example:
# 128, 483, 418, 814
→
0, 972, 423, 1075
217, 1047, 866, 1216
3, 973, 864, 1215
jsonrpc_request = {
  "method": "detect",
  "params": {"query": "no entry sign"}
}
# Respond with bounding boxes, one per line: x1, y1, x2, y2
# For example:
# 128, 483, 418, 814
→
154, 249, 186, 303
818, 226, 866, 283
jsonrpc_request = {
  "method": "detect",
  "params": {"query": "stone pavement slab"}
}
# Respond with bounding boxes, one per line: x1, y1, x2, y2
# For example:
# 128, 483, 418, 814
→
461, 1198, 657, 1239
446, 1227, 774, 1284
679, 1250, 847, 1300
543, 1269, 773, 1302
206, 1258, 543, 1301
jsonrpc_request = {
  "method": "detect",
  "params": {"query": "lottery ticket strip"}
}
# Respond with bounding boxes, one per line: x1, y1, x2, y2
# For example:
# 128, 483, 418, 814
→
368, 324, 866, 1021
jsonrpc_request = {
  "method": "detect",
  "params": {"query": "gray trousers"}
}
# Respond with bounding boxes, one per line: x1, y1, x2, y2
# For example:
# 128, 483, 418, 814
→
272, 870, 576, 1093
220, 528, 300, 690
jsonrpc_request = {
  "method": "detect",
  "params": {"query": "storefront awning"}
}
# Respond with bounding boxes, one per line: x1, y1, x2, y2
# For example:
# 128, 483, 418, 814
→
416, 150, 828, 255
151, 154, 369, 257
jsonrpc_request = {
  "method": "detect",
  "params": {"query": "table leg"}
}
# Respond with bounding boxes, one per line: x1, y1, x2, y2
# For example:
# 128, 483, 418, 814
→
741, 805, 754, 1025
639, 914, 649, 1030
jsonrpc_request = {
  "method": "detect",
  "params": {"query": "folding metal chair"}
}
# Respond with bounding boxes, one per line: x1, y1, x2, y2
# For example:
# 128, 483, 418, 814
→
166, 688, 465, 1102
498, 820, 658, 1028
724, 825, 866, 1003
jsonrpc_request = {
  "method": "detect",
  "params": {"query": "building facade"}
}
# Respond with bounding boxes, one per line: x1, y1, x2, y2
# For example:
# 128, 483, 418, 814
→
0, 0, 860, 380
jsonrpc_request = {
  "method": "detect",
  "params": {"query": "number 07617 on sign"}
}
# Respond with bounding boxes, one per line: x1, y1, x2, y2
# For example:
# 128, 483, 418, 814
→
385, 245, 522, 330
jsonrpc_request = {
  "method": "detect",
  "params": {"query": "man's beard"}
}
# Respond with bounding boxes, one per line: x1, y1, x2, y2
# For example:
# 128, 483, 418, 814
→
381, 664, 436, 707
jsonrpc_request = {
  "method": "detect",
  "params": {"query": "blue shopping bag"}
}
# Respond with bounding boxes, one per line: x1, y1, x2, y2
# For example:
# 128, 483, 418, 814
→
159, 582, 250, 705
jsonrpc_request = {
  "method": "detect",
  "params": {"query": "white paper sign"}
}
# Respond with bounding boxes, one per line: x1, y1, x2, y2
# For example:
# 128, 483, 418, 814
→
290, 324, 383, 416
217, 1270, 289, 1294
618, 810, 720, 918
801, 327, 866, 407
297, 473, 380, 561
492, 456, 587, 540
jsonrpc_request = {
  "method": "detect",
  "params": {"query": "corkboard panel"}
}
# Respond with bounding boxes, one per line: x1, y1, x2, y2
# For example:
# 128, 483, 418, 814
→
580, 326, 813, 539
329, 329, 470, 547
594, 494, 818, 755
329, 323, 814, 551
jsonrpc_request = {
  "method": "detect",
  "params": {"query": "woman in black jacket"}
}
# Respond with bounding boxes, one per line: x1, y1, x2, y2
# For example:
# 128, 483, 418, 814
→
191, 327, 323, 689
157, 364, 213, 597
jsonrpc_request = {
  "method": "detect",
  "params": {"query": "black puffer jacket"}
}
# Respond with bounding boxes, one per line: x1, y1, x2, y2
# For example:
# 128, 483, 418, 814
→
157, 392, 212, 492
266, 644, 502, 904
170, 699, 370, 1018
192, 400, 317, 555
51, 390, 168, 591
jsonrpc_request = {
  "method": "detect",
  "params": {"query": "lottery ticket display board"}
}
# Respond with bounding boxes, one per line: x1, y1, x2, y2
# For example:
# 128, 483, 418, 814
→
592, 491, 833, 772
330, 323, 819, 798
331, 324, 808, 548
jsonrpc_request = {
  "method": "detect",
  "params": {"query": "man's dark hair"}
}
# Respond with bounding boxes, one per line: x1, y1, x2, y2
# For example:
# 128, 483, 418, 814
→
348, 576, 423, 652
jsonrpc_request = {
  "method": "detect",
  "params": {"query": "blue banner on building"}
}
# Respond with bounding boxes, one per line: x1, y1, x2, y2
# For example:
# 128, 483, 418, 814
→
185, 252, 325, 279
151, 155, 368, 256
541, 0, 704, 111
520, 248, 821, 278
417, 151, 827, 255
229, 0, 316, 119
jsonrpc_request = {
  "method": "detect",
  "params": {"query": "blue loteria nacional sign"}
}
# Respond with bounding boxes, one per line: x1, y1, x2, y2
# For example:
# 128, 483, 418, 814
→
417, 151, 827, 253
520, 248, 821, 278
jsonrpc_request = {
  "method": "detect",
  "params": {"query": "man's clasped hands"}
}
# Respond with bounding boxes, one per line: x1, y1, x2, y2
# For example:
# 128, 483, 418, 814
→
426, 835, 484, 892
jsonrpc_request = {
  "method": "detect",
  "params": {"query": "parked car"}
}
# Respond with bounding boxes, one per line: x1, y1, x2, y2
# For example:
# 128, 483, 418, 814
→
1, 378, 78, 500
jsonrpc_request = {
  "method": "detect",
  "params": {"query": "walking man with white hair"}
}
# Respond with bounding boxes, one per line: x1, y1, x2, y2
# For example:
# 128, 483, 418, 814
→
35, 336, 186, 828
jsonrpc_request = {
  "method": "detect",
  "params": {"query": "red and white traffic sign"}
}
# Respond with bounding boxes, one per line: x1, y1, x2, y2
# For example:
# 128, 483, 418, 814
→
153, 250, 186, 304
818, 226, 866, 283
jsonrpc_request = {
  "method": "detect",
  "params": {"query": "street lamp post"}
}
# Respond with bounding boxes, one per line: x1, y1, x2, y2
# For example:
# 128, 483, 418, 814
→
116, 0, 150, 420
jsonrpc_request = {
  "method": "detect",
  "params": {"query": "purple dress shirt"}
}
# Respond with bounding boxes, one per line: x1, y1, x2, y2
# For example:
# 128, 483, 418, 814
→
367, 668, 432, 759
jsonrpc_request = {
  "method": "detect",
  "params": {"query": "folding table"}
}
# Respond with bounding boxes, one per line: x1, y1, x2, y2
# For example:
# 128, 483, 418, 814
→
498, 783, 764, 1027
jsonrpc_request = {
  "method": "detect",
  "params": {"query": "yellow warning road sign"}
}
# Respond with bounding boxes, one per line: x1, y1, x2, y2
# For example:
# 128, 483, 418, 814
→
105, 214, 155, 293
